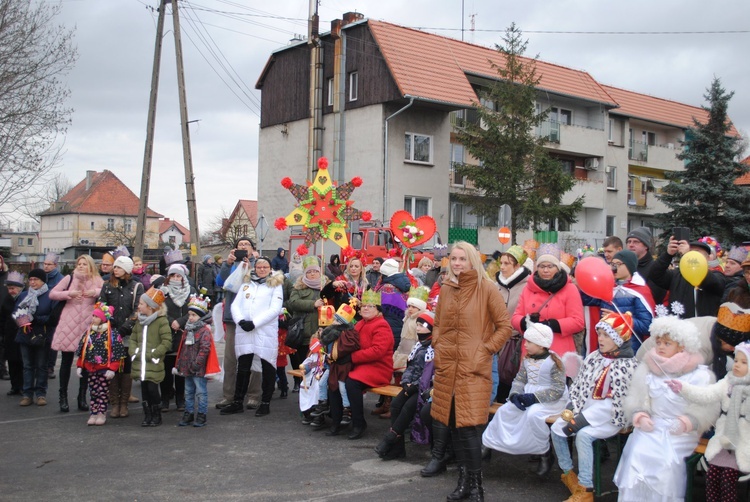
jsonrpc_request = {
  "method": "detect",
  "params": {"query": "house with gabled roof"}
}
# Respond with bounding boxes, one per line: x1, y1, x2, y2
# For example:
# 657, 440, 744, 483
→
159, 218, 190, 248
255, 13, 736, 252
39, 170, 162, 256
217, 199, 258, 247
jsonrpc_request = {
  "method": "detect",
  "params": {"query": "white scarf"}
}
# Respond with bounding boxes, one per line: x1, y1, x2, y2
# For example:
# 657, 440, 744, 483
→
18, 284, 49, 316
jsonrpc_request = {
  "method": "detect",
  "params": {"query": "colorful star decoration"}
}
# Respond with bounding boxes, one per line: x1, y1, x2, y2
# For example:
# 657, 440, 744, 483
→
275, 157, 371, 255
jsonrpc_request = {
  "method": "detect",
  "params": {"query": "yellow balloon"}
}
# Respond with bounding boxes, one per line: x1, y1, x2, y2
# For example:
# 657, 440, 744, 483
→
679, 250, 708, 287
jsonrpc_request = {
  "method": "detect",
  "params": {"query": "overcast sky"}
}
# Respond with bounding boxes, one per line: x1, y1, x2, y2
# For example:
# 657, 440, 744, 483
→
43, 0, 749, 236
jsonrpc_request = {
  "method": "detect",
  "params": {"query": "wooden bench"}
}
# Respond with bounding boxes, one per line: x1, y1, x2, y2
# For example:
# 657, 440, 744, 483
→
287, 369, 402, 398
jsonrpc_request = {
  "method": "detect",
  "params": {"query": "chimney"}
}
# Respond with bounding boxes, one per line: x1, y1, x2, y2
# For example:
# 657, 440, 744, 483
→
85, 170, 95, 191
342, 12, 364, 26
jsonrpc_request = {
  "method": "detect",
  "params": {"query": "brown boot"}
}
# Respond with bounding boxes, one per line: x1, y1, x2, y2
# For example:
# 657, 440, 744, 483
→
371, 396, 391, 416
119, 374, 133, 418
109, 374, 121, 418
564, 485, 593, 502
560, 470, 579, 495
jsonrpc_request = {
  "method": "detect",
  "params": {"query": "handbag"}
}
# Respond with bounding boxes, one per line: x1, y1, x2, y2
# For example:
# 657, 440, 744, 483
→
497, 333, 522, 386
26, 325, 47, 346
285, 315, 307, 349
48, 275, 73, 328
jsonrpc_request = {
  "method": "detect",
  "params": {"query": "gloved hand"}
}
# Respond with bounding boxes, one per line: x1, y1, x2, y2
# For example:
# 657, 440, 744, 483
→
105, 370, 115, 380
562, 413, 590, 436
666, 379, 683, 393
518, 393, 538, 409
633, 411, 654, 432
238, 320, 255, 332
172, 367, 179, 376
540, 318, 561, 333
403, 384, 418, 397
669, 416, 692, 435
421, 388, 433, 402
509, 394, 526, 411
76, 367, 83, 378
529, 312, 541, 323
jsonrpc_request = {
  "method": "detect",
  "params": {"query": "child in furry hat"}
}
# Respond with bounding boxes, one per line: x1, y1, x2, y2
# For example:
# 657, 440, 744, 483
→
614, 315, 719, 501
665, 341, 749, 501
550, 311, 639, 501
482, 320, 568, 476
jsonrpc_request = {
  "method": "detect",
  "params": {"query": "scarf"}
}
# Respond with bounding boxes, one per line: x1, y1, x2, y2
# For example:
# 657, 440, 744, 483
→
18, 284, 49, 317
408, 339, 431, 362
138, 311, 159, 326
723, 371, 750, 450
533, 270, 568, 293
302, 275, 321, 289
497, 266, 530, 290
162, 279, 190, 307
251, 273, 268, 285
644, 348, 703, 377
184, 319, 206, 345
529, 349, 550, 360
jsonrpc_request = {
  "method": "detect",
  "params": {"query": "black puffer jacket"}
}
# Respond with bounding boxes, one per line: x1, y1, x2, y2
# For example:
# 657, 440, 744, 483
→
164, 287, 196, 353
401, 339, 431, 386
98, 279, 144, 337
650, 251, 725, 318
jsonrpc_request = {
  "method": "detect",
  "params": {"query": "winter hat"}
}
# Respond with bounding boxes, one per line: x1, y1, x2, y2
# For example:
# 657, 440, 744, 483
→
407, 286, 430, 311
523, 321, 553, 349
649, 315, 701, 353
735, 341, 750, 362
689, 241, 712, 256
536, 243, 561, 269
44, 252, 59, 264
379, 258, 400, 277
113, 256, 134, 274
416, 311, 435, 333
187, 294, 210, 316
92, 302, 114, 324
626, 227, 652, 250
613, 250, 638, 276
28, 269, 47, 283
595, 311, 634, 347
213, 254, 222, 262
101, 252, 115, 265
714, 302, 750, 346
334, 302, 357, 325
141, 287, 166, 309
6, 271, 24, 287
235, 236, 255, 249
167, 264, 188, 280
727, 246, 748, 265
361, 289, 382, 306
504, 245, 528, 266
202, 254, 213, 264
164, 249, 184, 266
302, 256, 320, 273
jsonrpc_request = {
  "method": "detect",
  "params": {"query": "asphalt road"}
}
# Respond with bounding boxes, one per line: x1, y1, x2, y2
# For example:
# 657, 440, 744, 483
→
0, 345, 645, 501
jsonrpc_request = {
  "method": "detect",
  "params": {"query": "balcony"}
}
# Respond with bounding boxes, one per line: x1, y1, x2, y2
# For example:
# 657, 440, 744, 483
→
537, 120, 560, 143
562, 179, 605, 209
629, 140, 649, 162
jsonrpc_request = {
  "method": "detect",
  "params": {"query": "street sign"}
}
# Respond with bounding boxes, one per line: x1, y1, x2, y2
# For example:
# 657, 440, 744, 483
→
498, 226, 511, 244
499, 204, 511, 228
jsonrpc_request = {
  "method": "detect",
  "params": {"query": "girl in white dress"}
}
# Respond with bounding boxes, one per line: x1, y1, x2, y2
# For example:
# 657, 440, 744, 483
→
482, 320, 568, 476
614, 315, 719, 501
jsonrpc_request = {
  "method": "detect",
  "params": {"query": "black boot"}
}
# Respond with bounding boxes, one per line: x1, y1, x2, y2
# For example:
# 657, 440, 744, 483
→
481, 446, 492, 461
421, 422, 450, 477
382, 434, 406, 461
220, 400, 244, 415
77, 387, 89, 411
255, 402, 270, 417
194, 413, 207, 427
141, 402, 152, 427
59, 389, 69, 413
150, 404, 162, 426
310, 414, 327, 430
179, 411, 194, 426
221, 369, 251, 415
446, 465, 469, 501
535, 448, 553, 476
375, 429, 398, 458
466, 470, 484, 502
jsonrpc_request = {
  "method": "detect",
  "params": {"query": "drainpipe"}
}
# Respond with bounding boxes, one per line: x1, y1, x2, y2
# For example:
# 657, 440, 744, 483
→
383, 96, 415, 220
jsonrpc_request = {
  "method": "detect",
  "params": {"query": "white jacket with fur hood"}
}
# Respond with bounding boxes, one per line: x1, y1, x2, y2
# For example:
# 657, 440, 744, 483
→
231, 271, 284, 366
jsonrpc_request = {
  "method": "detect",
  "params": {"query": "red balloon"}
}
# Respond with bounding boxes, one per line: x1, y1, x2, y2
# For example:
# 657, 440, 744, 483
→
574, 256, 614, 302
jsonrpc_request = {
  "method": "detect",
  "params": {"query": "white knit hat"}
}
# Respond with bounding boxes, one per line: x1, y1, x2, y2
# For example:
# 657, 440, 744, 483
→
649, 315, 701, 353
524, 320, 553, 349
379, 258, 400, 277
112, 256, 134, 274
735, 341, 750, 362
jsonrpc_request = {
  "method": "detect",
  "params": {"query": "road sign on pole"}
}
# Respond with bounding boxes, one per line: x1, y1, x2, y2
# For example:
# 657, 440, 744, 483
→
498, 226, 511, 245
499, 204, 511, 228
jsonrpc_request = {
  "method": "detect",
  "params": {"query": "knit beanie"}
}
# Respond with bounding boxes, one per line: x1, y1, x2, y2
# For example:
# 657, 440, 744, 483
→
524, 321, 553, 349
379, 258, 400, 277
167, 263, 188, 280
416, 311, 434, 334
235, 236, 255, 249
626, 227, 652, 250
28, 269, 47, 283
92, 303, 114, 324
735, 341, 750, 363
613, 250, 638, 276
113, 256, 134, 274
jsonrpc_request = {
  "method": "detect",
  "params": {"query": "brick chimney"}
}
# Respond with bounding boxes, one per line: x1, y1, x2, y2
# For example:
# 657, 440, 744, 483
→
342, 12, 364, 26
85, 170, 95, 191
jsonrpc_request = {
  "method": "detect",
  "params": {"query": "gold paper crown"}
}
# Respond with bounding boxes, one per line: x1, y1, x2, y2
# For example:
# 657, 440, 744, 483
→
717, 303, 750, 333
595, 311, 633, 346
361, 290, 381, 306
187, 294, 210, 315
334, 303, 357, 324
408, 286, 429, 302
561, 252, 577, 269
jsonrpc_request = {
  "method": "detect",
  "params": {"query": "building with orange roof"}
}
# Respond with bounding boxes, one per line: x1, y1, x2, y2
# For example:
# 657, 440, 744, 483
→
39, 170, 163, 256
255, 13, 738, 252
216, 199, 258, 247
159, 218, 191, 248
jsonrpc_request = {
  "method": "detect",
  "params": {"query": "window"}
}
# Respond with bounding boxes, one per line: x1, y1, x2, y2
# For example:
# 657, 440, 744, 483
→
327, 77, 334, 106
640, 178, 647, 197
404, 196, 430, 218
450, 143, 465, 185
90, 222, 95, 230
17, 237, 23, 246
348, 72, 358, 101
606, 216, 615, 236
627, 178, 634, 203
606, 166, 617, 189
27, 238, 33, 246
124, 219, 132, 233
479, 211, 499, 228
169, 236, 176, 245
561, 159, 575, 175
107, 218, 115, 231
551, 107, 572, 125
642, 130, 656, 146
451, 202, 464, 227
608, 119, 613, 142
404, 133, 432, 164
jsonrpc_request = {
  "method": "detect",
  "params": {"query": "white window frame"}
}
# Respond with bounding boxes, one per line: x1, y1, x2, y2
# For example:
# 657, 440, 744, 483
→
17, 237, 23, 246
551, 107, 572, 125
608, 118, 613, 142
327, 77, 334, 106
450, 143, 465, 186
404, 132, 433, 165
404, 196, 431, 218
107, 218, 115, 231
348, 72, 358, 102
606, 166, 617, 190
124, 218, 132, 233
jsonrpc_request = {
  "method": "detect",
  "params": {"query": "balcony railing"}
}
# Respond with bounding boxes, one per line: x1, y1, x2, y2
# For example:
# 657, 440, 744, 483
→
537, 120, 560, 143
629, 140, 648, 162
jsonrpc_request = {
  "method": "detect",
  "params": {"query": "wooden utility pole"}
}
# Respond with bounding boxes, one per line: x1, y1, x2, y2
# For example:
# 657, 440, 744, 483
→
134, 0, 167, 257
171, 0, 201, 260
307, 0, 323, 180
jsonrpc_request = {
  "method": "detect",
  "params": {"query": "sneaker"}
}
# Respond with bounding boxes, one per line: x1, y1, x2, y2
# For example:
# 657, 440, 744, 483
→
246, 400, 260, 410
87, 414, 97, 426
310, 400, 329, 417
280, 389, 288, 399
310, 415, 327, 430
215, 399, 232, 409
36, 396, 47, 406
292, 382, 300, 393
94, 413, 106, 426
20, 396, 33, 406
47, 368, 56, 379
341, 407, 352, 425
179, 411, 195, 426
193, 413, 207, 427
301, 413, 313, 425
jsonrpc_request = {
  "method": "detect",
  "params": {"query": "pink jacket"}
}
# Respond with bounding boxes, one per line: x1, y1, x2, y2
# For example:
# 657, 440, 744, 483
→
512, 274, 584, 357
50, 272, 104, 352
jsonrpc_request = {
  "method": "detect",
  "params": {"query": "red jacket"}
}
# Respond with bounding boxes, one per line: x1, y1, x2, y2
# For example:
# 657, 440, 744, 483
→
349, 314, 394, 387
512, 274, 584, 357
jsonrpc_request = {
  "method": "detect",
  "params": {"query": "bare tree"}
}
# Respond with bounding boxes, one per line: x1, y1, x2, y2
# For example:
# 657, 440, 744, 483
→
20, 173, 73, 223
98, 223, 136, 247
0, 0, 77, 220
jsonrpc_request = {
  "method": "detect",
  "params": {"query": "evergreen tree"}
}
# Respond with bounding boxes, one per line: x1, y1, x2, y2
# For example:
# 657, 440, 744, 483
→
657, 78, 750, 245
453, 23, 583, 242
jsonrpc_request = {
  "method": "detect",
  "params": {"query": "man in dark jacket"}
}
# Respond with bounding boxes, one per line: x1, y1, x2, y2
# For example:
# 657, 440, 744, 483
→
366, 257, 384, 288
271, 248, 289, 274
625, 226, 666, 304
650, 236, 726, 318
722, 246, 748, 301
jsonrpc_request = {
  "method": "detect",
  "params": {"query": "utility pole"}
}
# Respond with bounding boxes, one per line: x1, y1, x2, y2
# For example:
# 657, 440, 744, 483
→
134, 0, 167, 257
307, 0, 323, 179
171, 0, 201, 260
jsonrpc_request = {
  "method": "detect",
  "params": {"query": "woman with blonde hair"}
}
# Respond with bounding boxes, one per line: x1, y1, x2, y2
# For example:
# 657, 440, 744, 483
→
431, 241, 512, 501
50, 255, 103, 412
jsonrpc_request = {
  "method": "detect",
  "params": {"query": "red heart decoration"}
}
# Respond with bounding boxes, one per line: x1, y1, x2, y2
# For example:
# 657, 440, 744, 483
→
389, 210, 437, 249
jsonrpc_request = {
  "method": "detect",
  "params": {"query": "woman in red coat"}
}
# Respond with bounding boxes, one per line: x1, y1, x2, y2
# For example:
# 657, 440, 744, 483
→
512, 248, 584, 358
343, 290, 393, 440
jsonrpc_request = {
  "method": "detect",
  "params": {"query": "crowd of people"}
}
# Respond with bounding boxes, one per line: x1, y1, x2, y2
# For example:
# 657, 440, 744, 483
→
1, 227, 749, 502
